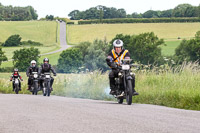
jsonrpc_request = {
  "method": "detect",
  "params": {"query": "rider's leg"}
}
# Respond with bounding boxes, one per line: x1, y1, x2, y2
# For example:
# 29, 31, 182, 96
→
50, 77, 54, 91
27, 78, 31, 90
19, 80, 21, 91
109, 70, 118, 94
12, 81, 14, 91
131, 75, 139, 95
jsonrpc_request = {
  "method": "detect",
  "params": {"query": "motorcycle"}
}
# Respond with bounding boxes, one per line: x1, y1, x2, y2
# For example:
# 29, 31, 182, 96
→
29, 72, 40, 95
11, 78, 21, 94
41, 72, 52, 97
112, 59, 135, 105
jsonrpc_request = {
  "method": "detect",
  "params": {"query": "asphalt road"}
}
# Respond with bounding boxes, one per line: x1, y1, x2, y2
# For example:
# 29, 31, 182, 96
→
0, 94, 200, 133
40, 21, 71, 56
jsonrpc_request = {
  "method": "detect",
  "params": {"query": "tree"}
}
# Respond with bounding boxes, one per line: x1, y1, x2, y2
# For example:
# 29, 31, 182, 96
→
2, 34, 21, 47
172, 4, 193, 17
143, 10, 160, 18
0, 47, 7, 66
111, 32, 165, 65
12, 47, 40, 71
68, 10, 80, 20
45, 15, 54, 20
174, 31, 200, 63
160, 9, 173, 17
84, 39, 111, 71
57, 48, 83, 73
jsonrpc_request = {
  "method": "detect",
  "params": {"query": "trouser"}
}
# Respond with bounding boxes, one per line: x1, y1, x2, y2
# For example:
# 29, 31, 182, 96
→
40, 77, 54, 88
109, 69, 136, 92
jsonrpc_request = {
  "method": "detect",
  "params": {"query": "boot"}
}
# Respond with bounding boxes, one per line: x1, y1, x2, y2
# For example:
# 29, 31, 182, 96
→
27, 85, 31, 90
109, 77, 116, 95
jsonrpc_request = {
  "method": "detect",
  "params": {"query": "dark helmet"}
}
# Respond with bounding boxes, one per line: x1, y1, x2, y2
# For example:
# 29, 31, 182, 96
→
43, 58, 49, 63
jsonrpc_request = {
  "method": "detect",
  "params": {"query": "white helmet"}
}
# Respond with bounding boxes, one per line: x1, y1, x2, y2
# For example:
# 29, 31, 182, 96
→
31, 60, 36, 67
113, 39, 123, 47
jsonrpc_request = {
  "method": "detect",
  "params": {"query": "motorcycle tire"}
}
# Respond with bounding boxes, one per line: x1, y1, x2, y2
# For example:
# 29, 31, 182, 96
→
126, 80, 133, 105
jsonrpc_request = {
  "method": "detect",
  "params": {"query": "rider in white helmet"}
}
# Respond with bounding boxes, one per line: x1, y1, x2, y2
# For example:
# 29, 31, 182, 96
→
26, 60, 39, 90
106, 39, 139, 95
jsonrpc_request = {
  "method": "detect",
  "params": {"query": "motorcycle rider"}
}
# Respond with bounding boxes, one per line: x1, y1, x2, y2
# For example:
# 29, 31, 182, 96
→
26, 60, 39, 90
39, 58, 56, 91
10, 68, 23, 91
106, 39, 139, 95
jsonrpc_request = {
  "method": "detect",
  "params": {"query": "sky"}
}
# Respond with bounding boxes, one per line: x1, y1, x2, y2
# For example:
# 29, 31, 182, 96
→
0, 0, 199, 18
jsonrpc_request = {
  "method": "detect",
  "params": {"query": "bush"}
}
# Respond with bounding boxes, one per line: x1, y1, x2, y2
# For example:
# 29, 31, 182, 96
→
174, 32, 200, 64
0, 47, 7, 66
57, 48, 83, 73
21, 40, 43, 46
12, 47, 40, 71
111, 32, 165, 65
2, 34, 21, 47
78, 17, 200, 24
67, 22, 75, 25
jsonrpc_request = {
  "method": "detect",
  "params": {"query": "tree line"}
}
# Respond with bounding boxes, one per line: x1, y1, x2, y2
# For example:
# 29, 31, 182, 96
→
0, 3, 38, 21
68, 4, 200, 20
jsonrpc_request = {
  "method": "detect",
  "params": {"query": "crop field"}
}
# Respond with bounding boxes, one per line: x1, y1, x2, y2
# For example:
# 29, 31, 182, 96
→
67, 23, 200, 44
0, 21, 59, 46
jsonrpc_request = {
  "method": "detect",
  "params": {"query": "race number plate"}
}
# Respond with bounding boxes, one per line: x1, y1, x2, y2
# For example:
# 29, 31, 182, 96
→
46, 75, 50, 78
122, 65, 130, 70
15, 79, 19, 84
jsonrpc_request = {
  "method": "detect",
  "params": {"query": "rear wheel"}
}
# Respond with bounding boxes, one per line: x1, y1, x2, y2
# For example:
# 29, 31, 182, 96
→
126, 80, 133, 105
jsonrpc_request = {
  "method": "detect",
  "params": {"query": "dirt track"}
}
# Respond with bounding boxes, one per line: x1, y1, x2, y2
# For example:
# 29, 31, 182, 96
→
0, 94, 200, 133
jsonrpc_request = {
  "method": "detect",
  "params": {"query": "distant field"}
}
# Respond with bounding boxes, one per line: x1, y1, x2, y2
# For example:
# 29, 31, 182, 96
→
161, 40, 181, 56
67, 23, 200, 44
0, 21, 59, 46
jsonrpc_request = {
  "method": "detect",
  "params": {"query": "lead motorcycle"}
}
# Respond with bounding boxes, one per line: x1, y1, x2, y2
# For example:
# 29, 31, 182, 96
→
41, 72, 52, 97
29, 72, 40, 95
112, 59, 135, 105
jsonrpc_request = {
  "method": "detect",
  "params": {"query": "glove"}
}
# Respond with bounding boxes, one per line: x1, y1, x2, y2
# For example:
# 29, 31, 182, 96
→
10, 80, 12, 81
54, 74, 56, 76
21, 79, 23, 81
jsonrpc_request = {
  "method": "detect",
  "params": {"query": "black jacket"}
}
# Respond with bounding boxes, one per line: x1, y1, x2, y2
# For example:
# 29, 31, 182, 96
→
26, 66, 39, 77
39, 63, 56, 75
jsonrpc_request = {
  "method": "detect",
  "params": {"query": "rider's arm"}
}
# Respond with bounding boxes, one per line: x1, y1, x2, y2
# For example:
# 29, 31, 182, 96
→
124, 51, 131, 59
50, 65, 56, 76
26, 67, 30, 77
10, 74, 13, 81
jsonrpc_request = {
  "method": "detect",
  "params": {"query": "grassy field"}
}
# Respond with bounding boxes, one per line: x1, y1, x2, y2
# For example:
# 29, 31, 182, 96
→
0, 21, 59, 46
160, 40, 181, 56
1, 62, 200, 110
67, 23, 200, 44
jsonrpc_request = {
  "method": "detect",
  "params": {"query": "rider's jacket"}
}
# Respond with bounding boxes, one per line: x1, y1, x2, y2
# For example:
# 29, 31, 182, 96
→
108, 49, 130, 65
39, 63, 56, 75
10, 72, 22, 80
26, 66, 39, 77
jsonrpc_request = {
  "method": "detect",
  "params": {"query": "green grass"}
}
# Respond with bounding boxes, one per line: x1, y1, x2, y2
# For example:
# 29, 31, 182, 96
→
1, 62, 200, 110
39, 51, 62, 66
160, 40, 181, 56
0, 21, 59, 46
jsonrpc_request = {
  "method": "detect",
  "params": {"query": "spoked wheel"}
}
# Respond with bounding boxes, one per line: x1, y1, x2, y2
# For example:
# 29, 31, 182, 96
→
15, 85, 19, 94
126, 80, 133, 105
47, 82, 51, 97
34, 82, 38, 95
117, 98, 123, 104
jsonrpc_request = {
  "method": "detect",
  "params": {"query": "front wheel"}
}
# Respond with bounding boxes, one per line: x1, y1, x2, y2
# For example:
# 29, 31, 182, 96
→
15, 84, 19, 94
126, 80, 133, 105
47, 81, 51, 97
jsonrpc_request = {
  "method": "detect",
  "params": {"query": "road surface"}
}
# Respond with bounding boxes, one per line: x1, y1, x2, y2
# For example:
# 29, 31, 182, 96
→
0, 94, 200, 133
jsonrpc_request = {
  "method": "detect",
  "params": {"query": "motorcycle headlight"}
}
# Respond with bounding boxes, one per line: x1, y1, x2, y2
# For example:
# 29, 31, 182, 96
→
118, 72, 122, 77
34, 74, 38, 78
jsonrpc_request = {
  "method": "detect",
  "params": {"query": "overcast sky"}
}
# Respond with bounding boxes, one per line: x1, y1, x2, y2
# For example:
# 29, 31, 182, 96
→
0, 0, 199, 18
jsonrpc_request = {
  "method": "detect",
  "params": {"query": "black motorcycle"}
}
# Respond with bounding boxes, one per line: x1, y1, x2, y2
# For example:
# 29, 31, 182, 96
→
29, 72, 40, 95
112, 59, 135, 105
41, 72, 52, 97
11, 78, 21, 94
